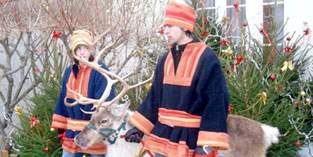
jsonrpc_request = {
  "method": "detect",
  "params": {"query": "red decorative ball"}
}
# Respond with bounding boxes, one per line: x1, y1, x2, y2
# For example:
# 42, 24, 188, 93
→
269, 73, 276, 81
294, 140, 301, 149
43, 146, 49, 153
52, 31, 62, 40
201, 31, 209, 37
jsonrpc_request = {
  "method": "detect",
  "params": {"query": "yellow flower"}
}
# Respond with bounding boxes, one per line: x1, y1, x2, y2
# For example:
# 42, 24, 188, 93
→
300, 90, 306, 96
258, 91, 268, 104
305, 98, 311, 105
222, 47, 233, 56
281, 61, 294, 71
14, 106, 23, 116
145, 82, 152, 90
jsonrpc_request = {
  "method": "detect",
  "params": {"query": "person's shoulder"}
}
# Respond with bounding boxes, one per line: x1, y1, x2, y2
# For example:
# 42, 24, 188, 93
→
61, 66, 72, 81
189, 42, 216, 57
97, 62, 109, 70
201, 44, 219, 62
64, 65, 72, 74
154, 51, 169, 66
159, 52, 168, 62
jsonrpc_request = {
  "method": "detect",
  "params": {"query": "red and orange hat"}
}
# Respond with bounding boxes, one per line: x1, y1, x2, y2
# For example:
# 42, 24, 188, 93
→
163, 0, 196, 32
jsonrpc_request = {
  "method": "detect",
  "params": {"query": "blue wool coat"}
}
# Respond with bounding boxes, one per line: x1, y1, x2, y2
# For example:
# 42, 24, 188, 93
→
129, 42, 229, 157
51, 63, 115, 154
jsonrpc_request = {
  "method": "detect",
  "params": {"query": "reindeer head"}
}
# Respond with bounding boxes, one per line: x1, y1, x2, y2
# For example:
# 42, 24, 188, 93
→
74, 100, 130, 149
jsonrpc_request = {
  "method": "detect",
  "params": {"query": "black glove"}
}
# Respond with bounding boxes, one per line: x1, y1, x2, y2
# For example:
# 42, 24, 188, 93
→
124, 127, 144, 143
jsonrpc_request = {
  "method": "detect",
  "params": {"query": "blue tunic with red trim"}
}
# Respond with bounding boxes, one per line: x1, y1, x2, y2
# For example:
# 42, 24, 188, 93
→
51, 63, 115, 154
129, 42, 229, 157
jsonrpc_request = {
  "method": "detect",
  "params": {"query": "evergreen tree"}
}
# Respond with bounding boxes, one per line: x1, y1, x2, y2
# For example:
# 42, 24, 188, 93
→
12, 34, 68, 156
12, 79, 62, 157
195, 14, 312, 157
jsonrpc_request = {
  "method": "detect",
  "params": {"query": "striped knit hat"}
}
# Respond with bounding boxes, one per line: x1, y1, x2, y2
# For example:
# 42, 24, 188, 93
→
69, 29, 94, 52
163, 0, 196, 32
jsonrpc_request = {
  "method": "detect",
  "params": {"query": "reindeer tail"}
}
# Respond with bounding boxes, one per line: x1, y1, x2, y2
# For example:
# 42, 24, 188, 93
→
261, 124, 280, 149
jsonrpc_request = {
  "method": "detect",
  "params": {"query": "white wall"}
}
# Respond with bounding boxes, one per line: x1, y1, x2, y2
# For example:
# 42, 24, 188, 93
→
246, 0, 263, 42
284, 0, 313, 80
211, 0, 313, 80
284, 0, 313, 36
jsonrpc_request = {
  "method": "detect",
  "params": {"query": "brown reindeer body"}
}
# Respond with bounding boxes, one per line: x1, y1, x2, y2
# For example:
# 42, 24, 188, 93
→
74, 103, 280, 157
219, 115, 277, 157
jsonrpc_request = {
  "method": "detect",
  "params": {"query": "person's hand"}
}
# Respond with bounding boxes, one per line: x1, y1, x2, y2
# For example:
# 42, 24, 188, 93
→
57, 129, 65, 139
194, 146, 217, 157
124, 127, 144, 143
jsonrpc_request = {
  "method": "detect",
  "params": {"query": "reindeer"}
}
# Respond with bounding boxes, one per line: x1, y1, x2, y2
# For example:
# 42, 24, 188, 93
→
71, 101, 280, 157
65, 30, 280, 157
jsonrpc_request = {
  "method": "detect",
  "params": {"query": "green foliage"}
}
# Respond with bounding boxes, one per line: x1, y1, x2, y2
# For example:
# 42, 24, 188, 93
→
196, 14, 312, 157
12, 38, 68, 157
12, 79, 62, 157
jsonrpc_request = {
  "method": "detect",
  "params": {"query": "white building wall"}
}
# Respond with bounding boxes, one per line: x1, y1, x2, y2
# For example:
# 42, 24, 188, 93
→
206, 0, 312, 80
245, 0, 263, 41
215, 0, 227, 21
284, 0, 313, 80
284, 0, 313, 35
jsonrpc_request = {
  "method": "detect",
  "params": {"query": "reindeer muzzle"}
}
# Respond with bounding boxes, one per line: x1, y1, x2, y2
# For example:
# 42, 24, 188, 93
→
86, 123, 116, 139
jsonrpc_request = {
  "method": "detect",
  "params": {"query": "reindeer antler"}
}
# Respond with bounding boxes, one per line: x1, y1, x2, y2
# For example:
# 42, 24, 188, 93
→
64, 30, 153, 114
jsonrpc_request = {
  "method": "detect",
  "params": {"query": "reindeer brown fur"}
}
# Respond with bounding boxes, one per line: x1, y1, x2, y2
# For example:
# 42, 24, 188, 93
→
73, 102, 280, 157
219, 115, 279, 157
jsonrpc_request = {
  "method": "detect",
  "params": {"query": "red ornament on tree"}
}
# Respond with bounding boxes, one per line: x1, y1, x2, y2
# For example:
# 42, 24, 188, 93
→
201, 31, 209, 38
284, 46, 293, 54
269, 73, 276, 81
233, 2, 239, 10
294, 140, 301, 149
158, 28, 164, 34
43, 146, 49, 153
52, 31, 62, 40
30, 116, 40, 128
259, 28, 266, 36
203, 18, 209, 25
228, 104, 234, 113
304, 28, 310, 36
235, 54, 245, 65
220, 38, 229, 47
294, 100, 301, 108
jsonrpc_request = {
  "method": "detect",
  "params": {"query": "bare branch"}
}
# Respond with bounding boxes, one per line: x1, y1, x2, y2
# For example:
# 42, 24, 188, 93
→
5, 75, 13, 108
10, 81, 40, 109
12, 63, 32, 103
92, 28, 112, 46
94, 32, 127, 63
0, 91, 5, 102
1, 65, 25, 78
10, 32, 23, 53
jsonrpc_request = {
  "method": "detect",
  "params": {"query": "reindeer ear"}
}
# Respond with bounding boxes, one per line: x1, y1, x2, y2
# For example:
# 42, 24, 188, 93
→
110, 101, 130, 117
